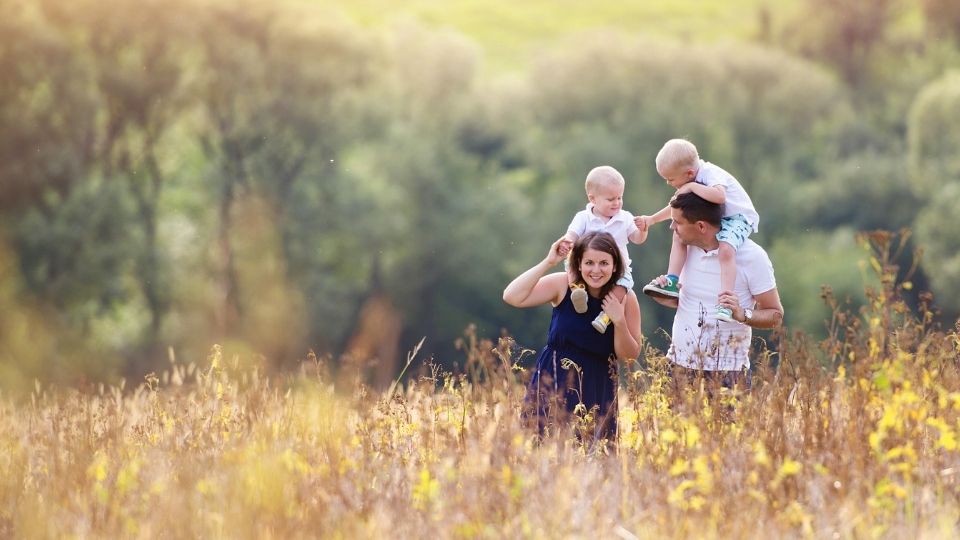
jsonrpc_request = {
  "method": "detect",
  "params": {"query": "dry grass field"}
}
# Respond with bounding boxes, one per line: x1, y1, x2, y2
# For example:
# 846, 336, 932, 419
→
2, 233, 958, 539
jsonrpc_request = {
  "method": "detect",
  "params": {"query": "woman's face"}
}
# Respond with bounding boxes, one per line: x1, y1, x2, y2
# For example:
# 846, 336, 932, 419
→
579, 248, 615, 291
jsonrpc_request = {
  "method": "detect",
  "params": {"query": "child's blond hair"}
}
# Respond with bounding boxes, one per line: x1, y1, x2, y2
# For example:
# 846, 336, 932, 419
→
584, 165, 625, 195
656, 139, 699, 174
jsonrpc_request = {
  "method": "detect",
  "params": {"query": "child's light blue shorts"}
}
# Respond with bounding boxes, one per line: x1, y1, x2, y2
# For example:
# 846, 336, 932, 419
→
716, 213, 753, 250
616, 269, 634, 291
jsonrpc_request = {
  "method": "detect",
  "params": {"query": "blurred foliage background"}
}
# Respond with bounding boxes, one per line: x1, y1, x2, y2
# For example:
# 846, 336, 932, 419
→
1, 0, 959, 390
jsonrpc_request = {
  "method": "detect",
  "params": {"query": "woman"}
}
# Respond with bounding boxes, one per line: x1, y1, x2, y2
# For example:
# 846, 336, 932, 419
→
503, 231, 642, 440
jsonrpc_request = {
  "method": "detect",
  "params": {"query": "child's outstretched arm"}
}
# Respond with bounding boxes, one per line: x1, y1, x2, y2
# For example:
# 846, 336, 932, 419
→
634, 204, 672, 232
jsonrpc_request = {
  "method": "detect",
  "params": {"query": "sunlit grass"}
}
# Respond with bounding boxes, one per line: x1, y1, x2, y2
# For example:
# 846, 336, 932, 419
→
2, 232, 959, 538
312, 0, 802, 71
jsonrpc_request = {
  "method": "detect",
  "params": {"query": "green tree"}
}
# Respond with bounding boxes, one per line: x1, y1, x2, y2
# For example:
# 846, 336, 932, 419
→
787, 0, 900, 89
194, 0, 375, 351
329, 22, 533, 369
25, 0, 199, 356
793, 154, 919, 231
0, 2, 97, 212
921, 0, 960, 44
907, 70, 960, 195
768, 229, 876, 339
915, 183, 960, 313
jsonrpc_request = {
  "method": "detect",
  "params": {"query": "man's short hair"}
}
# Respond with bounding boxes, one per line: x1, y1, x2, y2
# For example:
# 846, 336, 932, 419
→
670, 192, 723, 227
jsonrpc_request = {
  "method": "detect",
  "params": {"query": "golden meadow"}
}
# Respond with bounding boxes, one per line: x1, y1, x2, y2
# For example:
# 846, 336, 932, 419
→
2, 233, 958, 539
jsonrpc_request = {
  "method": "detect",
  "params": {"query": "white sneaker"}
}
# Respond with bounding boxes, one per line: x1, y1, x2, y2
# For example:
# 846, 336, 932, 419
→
592, 312, 611, 333
571, 285, 588, 314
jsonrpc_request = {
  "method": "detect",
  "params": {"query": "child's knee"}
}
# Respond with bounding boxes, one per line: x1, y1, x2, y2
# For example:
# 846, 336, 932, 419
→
613, 284, 628, 301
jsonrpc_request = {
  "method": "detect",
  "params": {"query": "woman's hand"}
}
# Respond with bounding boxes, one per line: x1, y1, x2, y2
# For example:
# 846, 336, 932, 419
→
602, 291, 626, 325
502, 236, 573, 308
608, 290, 642, 360
547, 236, 570, 267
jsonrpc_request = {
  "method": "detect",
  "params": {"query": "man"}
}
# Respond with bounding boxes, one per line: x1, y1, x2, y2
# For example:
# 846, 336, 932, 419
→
650, 192, 784, 390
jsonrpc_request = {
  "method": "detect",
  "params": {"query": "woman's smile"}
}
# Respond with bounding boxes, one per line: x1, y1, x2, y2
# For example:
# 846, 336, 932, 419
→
579, 248, 614, 290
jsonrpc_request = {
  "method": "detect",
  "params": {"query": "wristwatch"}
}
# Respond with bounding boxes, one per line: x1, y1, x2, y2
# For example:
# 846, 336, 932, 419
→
742, 308, 754, 324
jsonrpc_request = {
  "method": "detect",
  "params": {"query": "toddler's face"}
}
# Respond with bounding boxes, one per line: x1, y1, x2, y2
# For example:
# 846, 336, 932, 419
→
659, 164, 695, 189
588, 183, 624, 219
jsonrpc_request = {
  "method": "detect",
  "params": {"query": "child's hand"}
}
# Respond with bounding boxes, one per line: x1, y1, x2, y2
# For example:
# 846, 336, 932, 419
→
548, 237, 570, 265
634, 215, 653, 231
557, 238, 574, 258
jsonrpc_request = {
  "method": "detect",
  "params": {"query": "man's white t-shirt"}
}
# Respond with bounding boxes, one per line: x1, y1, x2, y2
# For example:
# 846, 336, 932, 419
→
668, 239, 776, 371
696, 160, 760, 233
567, 204, 638, 269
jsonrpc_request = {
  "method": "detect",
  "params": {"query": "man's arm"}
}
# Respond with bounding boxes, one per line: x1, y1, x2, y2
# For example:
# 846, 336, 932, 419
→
719, 288, 783, 329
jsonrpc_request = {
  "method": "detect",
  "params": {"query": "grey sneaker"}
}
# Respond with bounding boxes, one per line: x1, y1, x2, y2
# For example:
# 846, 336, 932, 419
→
570, 285, 588, 314
591, 312, 611, 333
642, 276, 680, 299
715, 306, 735, 323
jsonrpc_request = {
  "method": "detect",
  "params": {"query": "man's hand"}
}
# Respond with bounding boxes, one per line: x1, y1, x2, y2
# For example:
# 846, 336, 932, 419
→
718, 290, 742, 321
648, 275, 679, 309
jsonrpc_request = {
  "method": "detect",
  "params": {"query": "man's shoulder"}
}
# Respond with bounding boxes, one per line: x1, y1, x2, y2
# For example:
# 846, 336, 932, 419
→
733, 241, 771, 274
735, 239, 769, 262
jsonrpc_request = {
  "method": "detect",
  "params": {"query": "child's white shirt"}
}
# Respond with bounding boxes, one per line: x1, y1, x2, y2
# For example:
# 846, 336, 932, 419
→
695, 160, 760, 232
567, 204, 638, 269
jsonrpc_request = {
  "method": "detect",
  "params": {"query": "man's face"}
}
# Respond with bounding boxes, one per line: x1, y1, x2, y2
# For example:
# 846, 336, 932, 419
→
670, 206, 699, 247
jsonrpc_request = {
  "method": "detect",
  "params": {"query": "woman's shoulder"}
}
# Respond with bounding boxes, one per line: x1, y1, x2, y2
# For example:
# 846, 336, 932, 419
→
543, 272, 572, 305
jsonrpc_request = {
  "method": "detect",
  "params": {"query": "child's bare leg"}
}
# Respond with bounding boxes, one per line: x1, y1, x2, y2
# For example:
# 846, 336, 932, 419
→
718, 242, 736, 293
642, 232, 684, 298
667, 230, 687, 278
715, 241, 737, 322
612, 284, 627, 302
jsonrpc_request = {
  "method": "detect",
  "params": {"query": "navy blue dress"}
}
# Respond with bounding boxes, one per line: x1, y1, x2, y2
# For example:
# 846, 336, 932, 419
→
525, 287, 618, 439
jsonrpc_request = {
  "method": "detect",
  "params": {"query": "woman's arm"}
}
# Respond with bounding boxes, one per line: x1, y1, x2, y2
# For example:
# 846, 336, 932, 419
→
503, 238, 569, 308
603, 290, 642, 359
